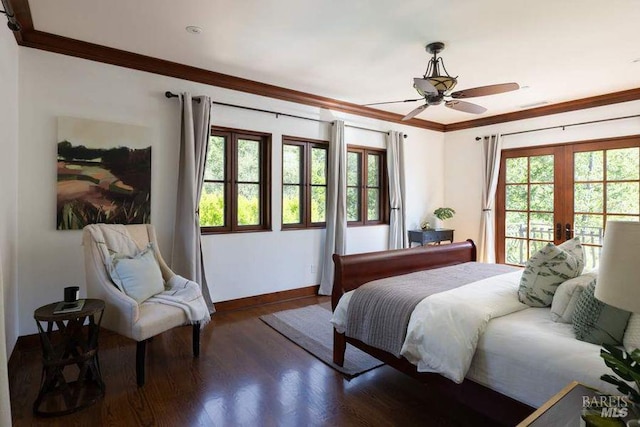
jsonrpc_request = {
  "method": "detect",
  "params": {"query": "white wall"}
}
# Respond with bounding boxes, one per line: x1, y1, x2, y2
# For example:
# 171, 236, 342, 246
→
0, 25, 18, 425
444, 100, 640, 248
17, 48, 444, 335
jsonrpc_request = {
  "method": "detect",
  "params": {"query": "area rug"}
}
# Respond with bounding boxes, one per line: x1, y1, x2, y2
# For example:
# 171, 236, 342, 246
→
260, 303, 384, 377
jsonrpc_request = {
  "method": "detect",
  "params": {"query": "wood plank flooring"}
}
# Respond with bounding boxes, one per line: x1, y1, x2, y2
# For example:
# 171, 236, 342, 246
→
10, 296, 505, 426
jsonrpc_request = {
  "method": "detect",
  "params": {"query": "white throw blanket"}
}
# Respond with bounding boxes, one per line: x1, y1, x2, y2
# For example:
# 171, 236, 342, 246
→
400, 270, 527, 383
148, 275, 211, 326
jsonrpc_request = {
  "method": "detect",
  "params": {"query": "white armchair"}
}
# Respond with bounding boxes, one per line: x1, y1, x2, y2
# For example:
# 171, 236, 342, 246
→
82, 224, 202, 386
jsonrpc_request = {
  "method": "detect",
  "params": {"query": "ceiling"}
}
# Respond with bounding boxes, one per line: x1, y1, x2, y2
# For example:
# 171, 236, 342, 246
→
20, 0, 640, 124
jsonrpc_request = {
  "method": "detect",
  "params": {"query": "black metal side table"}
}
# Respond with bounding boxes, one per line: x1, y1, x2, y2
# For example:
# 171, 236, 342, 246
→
33, 298, 105, 416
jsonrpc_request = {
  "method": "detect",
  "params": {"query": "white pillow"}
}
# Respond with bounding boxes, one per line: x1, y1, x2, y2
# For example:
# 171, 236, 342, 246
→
550, 271, 597, 323
109, 244, 164, 303
623, 314, 640, 353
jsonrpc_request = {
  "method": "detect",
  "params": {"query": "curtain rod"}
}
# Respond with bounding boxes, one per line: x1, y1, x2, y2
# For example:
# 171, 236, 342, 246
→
474, 114, 640, 141
165, 91, 406, 138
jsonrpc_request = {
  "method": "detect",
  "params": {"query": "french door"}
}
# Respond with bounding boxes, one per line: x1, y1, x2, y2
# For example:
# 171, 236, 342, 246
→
496, 135, 640, 267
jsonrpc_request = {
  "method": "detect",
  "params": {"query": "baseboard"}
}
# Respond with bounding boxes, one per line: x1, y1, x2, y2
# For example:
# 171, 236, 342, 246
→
8, 286, 320, 360
214, 285, 320, 312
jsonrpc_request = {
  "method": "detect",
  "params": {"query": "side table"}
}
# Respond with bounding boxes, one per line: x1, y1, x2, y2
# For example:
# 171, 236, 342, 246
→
33, 298, 105, 416
408, 229, 454, 247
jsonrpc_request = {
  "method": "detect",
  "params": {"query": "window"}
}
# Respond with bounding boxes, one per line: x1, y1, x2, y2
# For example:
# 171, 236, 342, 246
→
200, 127, 271, 233
497, 135, 640, 268
282, 137, 328, 228
347, 146, 388, 225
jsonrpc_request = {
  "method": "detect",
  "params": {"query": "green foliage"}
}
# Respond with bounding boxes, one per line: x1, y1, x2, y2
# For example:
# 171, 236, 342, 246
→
600, 344, 640, 404
57, 195, 150, 230
434, 207, 455, 221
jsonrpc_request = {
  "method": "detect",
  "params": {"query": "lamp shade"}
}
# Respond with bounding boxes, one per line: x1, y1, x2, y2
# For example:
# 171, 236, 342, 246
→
594, 221, 640, 313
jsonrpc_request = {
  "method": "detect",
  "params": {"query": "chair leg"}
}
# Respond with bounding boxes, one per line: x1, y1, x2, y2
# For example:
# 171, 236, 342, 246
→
136, 340, 146, 386
192, 323, 200, 358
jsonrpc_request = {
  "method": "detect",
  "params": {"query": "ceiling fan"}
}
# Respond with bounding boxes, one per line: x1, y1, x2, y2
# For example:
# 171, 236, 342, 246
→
365, 42, 519, 120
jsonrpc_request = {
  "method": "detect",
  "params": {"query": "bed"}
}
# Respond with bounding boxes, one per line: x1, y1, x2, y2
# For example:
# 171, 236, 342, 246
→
330, 240, 617, 425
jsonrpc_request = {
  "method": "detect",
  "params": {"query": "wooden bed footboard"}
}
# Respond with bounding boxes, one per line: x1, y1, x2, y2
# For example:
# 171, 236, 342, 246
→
329, 240, 533, 424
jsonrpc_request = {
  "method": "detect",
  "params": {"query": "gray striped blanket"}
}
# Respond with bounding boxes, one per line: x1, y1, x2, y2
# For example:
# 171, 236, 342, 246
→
345, 262, 517, 356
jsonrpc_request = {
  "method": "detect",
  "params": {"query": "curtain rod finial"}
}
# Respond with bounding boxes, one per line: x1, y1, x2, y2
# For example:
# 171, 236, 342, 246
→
475, 137, 482, 141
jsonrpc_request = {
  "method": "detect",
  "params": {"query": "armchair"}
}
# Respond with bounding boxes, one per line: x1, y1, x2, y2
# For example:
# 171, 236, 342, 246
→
82, 224, 203, 386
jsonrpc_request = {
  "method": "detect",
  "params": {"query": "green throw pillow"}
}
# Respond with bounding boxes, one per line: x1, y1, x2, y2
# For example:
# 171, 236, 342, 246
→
573, 281, 631, 345
518, 237, 585, 307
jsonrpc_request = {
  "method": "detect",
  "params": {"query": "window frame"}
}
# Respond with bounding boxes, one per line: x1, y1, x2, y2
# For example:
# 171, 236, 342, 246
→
347, 145, 389, 226
281, 136, 329, 230
200, 126, 272, 234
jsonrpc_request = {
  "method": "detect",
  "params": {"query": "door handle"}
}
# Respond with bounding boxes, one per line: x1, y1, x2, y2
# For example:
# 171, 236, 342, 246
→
565, 224, 572, 240
556, 223, 562, 240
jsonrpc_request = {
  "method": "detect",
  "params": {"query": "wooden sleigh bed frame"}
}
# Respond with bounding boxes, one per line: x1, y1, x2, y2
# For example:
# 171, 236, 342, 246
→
331, 240, 534, 425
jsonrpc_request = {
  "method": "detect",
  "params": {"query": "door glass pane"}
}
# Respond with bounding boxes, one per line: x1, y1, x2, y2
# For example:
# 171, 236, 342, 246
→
530, 155, 554, 183
574, 214, 604, 237
575, 151, 603, 181
200, 182, 225, 227
529, 213, 554, 241
529, 240, 549, 258
505, 212, 527, 238
574, 183, 603, 213
582, 245, 602, 271
205, 136, 225, 181
282, 145, 301, 185
282, 184, 301, 224
506, 185, 528, 210
237, 183, 260, 225
311, 186, 326, 223
607, 147, 639, 180
505, 238, 527, 265
606, 182, 639, 214
506, 157, 527, 183
237, 139, 260, 182
530, 184, 554, 211
311, 147, 327, 185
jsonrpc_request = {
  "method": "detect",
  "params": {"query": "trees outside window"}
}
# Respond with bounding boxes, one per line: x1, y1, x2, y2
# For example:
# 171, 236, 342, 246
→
200, 127, 271, 233
347, 146, 388, 226
497, 135, 640, 268
282, 137, 328, 229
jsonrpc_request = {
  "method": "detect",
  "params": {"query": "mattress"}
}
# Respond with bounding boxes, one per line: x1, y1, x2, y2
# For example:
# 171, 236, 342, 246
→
332, 291, 619, 408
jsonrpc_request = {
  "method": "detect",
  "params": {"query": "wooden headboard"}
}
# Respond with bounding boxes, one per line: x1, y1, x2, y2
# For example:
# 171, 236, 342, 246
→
331, 240, 477, 310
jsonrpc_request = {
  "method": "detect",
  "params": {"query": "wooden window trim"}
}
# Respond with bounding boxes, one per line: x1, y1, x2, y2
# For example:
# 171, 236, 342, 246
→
347, 146, 389, 227
201, 127, 272, 234
282, 136, 328, 230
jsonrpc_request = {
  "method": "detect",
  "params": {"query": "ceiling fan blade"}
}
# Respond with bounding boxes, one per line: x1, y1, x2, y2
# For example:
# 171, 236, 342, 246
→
363, 98, 422, 107
445, 100, 487, 114
450, 82, 520, 99
413, 78, 438, 96
402, 104, 429, 121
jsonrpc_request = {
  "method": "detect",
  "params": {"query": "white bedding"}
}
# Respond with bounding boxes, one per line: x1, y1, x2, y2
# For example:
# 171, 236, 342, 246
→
331, 271, 619, 407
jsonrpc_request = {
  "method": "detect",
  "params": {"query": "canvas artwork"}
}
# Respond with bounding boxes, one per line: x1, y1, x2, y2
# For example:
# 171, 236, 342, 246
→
56, 117, 152, 230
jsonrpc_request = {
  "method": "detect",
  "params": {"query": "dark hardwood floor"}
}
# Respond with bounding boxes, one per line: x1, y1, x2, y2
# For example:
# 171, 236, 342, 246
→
10, 296, 503, 426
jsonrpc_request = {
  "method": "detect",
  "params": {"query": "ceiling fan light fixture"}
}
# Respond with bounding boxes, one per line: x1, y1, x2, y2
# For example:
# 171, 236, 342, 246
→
427, 76, 457, 93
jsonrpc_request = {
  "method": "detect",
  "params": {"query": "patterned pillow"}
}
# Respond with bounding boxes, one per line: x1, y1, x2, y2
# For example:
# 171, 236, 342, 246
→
550, 271, 597, 323
573, 281, 631, 345
518, 238, 585, 307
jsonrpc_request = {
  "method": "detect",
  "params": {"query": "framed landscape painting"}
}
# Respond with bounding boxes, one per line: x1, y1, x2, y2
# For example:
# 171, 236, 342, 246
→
56, 117, 151, 230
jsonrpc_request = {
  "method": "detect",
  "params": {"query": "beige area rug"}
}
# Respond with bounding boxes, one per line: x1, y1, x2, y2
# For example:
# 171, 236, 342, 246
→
260, 303, 384, 377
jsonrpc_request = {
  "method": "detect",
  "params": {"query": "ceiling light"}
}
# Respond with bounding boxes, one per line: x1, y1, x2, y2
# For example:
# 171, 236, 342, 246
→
414, 42, 458, 96
185, 26, 202, 35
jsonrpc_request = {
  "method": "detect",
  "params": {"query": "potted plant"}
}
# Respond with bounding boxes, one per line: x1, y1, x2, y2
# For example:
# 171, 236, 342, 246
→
599, 344, 640, 423
433, 207, 455, 229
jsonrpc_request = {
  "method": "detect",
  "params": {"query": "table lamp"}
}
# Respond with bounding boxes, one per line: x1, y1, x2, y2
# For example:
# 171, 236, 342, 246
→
594, 220, 640, 426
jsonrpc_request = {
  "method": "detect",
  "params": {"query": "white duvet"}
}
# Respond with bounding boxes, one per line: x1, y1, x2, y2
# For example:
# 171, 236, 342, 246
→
332, 270, 527, 384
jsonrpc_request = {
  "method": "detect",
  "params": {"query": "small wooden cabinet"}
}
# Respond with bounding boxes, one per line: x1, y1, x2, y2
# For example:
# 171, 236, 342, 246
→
408, 229, 454, 247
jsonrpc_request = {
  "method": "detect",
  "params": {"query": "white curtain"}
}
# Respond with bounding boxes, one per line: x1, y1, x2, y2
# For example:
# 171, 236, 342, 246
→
171, 92, 214, 311
387, 131, 407, 249
319, 120, 347, 295
479, 134, 503, 263
0, 255, 11, 426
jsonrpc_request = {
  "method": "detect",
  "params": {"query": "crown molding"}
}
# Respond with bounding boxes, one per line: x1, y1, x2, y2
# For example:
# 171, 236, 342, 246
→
7, 0, 640, 133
